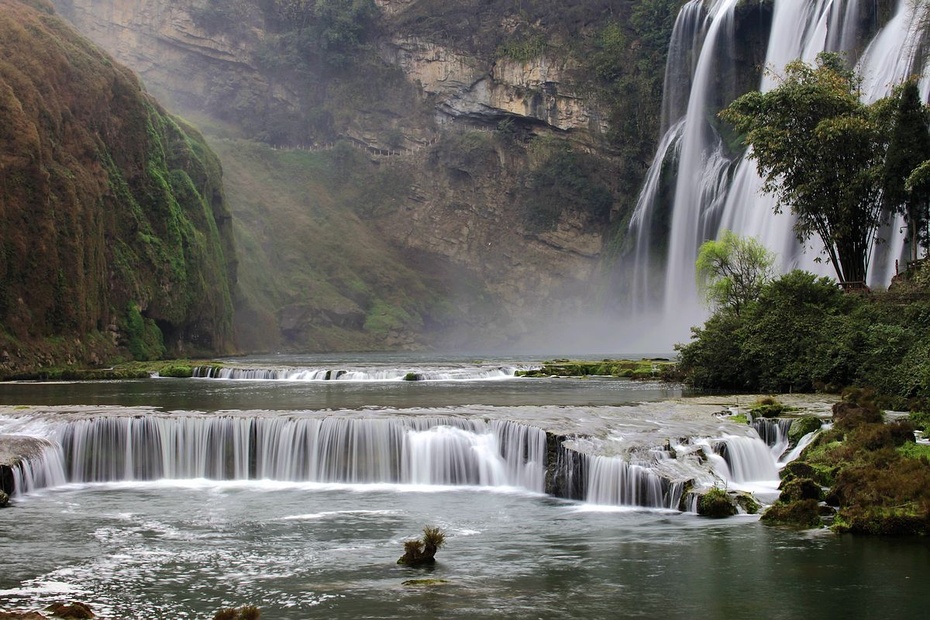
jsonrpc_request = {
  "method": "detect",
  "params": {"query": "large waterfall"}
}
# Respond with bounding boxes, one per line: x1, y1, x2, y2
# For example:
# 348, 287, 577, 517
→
629, 0, 930, 347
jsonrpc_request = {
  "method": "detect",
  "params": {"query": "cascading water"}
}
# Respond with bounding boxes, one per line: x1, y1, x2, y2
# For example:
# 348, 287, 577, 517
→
629, 0, 930, 346
189, 364, 521, 381
47, 416, 548, 491
3, 410, 798, 512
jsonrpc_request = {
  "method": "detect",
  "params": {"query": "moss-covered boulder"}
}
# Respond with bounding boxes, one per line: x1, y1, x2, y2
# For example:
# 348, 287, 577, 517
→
697, 487, 738, 518
778, 477, 823, 503
45, 602, 94, 619
788, 416, 822, 445
761, 499, 823, 528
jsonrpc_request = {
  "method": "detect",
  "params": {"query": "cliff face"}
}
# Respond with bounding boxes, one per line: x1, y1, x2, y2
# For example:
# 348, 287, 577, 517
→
50, 0, 673, 350
0, 0, 235, 371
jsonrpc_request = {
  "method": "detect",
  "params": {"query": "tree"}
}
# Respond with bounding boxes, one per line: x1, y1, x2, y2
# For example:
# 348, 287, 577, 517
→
881, 79, 930, 263
720, 53, 887, 286
695, 230, 775, 316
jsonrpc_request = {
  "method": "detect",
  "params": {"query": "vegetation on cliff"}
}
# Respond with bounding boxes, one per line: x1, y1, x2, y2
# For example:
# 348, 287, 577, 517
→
0, 0, 235, 374
177, 1, 688, 350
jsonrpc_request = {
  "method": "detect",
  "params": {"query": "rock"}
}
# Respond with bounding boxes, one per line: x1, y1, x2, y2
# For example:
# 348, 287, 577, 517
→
697, 487, 738, 518
761, 499, 823, 529
45, 602, 95, 619
778, 478, 823, 503
788, 416, 822, 445
0, 490, 9, 508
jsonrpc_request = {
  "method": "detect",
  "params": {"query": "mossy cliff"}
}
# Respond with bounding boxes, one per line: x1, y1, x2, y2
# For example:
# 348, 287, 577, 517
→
0, 0, 235, 373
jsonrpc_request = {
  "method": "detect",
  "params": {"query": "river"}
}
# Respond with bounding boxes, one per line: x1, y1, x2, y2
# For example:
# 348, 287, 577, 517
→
0, 354, 927, 619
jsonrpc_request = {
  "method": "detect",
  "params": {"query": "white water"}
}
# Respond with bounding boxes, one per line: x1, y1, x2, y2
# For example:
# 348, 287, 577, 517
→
3, 411, 801, 511
629, 0, 930, 347
189, 363, 522, 382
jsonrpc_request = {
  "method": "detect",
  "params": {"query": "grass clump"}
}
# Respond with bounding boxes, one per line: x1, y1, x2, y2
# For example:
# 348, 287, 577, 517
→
398, 525, 446, 566
213, 606, 260, 620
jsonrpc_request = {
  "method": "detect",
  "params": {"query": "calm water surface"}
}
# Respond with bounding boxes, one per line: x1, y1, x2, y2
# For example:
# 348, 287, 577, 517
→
1, 354, 927, 618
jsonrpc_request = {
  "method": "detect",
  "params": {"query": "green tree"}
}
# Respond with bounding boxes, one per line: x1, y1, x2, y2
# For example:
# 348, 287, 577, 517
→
881, 79, 930, 263
720, 53, 887, 286
695, 230, 775, 316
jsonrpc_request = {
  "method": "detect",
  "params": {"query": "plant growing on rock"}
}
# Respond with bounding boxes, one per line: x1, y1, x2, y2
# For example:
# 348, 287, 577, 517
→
398, 525, 446, 566
697, 487, 737, 518
213, 605, 260, 620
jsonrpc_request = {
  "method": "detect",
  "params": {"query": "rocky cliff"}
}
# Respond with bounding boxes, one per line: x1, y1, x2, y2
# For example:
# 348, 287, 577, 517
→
0, 0, 236, 373
50, 0, 684, 351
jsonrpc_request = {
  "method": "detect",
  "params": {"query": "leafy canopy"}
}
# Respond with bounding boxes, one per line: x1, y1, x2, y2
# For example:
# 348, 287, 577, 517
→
695, 230, 774, 316
881, 79, 930, 263
720, 53, 886, 285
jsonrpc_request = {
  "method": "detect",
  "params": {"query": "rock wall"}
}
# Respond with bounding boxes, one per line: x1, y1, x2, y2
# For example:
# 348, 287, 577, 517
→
51, 0, 626, 349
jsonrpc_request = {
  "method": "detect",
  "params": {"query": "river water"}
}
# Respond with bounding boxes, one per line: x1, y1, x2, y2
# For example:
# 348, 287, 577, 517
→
0, 354, 927, 619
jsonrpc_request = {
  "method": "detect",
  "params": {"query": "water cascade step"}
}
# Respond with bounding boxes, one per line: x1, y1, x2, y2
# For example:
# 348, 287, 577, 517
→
2, 412, 800, 511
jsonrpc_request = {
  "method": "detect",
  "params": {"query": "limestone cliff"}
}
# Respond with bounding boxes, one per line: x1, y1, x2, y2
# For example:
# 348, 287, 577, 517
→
51, 0, 680, 350
0, 0, 236, 373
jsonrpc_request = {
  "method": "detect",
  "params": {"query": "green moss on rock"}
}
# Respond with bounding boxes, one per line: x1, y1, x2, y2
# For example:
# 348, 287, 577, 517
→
761, 499, 823, 528
697, 487, 738, 518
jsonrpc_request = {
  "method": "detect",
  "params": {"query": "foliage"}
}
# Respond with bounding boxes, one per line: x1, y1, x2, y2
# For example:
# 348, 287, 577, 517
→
521, 141, 613, 232
881, 79, 930, 262
0, 2, 235, 370
695, 231, 775, 315
255, 0, 379, 72
763, 399, 930, 534
123, 303, 166, 362
398, 525, 446, 566
677, 270, 868, 393
720, 53, 887, 285
213, 606, 261, 620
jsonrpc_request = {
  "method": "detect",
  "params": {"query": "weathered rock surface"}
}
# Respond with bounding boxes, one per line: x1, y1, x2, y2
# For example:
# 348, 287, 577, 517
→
49, 0, 620, 349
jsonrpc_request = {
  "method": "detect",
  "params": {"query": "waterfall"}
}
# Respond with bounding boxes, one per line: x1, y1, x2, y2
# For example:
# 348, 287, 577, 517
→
189, 364, 520, 381
3, 413, 790, 511
712, 435, 780, 483
34, 416, 547, 492
629, 0, 930, 345
585, 455, 673, 508
752, 418, 793, 460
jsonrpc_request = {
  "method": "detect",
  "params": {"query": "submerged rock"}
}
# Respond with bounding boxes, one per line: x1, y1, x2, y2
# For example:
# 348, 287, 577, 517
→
45, 602, 95, 619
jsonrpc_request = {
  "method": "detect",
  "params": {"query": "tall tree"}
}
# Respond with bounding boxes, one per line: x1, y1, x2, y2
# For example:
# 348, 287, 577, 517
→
881, 79, 930, 263
695, 230, 775, 316
720, 53, 887, 286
